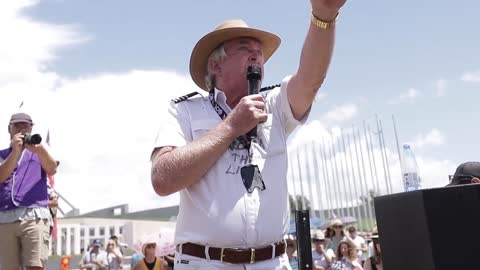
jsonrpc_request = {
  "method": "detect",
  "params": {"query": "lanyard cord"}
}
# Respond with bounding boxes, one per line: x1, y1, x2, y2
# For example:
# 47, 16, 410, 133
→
11, 150, 33, 207
208, 89, 251, 150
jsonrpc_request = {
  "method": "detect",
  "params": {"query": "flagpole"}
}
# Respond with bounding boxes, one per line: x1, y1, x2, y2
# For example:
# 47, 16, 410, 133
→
320, 138, 334, 218
326, 134, 341, 217
340, 129, 356, 219
303, 144, 317, 219
311, 141, 326, 222
375, 114, 391, 194
367, 123, 382, 195
345, 129, 362, 227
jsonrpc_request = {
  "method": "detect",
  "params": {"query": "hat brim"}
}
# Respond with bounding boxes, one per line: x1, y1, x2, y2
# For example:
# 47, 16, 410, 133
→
9, 120, 33, 124
330, 219, 344, 227
190, 27, 281, 91
446, 181, 458, 186
312, 237, 326, 241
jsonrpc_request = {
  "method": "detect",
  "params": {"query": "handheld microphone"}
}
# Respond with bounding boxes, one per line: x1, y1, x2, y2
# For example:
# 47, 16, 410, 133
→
246, 64, 262, 141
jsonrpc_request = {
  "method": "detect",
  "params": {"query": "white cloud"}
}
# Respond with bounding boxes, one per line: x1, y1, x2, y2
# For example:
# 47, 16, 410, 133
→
461, 70, 480, 82
0, 0, 83, 128
390, 88, 420, 104
49, 70, 195, 213
0, 1, 193, 214
0, 0, 84, 85
409, 128, 446, 149
415, 158, 456, 188
322, 103, 358, 124
315, 92, 327, 101
434, 79, 447, 97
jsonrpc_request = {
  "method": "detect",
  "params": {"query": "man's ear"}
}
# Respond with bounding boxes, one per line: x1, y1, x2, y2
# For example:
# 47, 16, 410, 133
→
471, 177, 480, 184
208, 59, 221, 74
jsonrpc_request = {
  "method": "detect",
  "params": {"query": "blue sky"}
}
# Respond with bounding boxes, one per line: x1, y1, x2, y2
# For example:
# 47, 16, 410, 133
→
1, 0, 479, 213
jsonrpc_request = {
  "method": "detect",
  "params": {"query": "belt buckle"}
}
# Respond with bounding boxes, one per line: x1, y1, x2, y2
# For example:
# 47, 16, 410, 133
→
220, 248, 235, 265
250, 248, 255, 264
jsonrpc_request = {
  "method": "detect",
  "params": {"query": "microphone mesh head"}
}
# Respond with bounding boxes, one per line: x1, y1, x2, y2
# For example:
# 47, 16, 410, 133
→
247, 65, 262, 80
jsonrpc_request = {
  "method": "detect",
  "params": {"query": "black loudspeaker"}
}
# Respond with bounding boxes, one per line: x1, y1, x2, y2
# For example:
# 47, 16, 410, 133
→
374, 184, 480, 270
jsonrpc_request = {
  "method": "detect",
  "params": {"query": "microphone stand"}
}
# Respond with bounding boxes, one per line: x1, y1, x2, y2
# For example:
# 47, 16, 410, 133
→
296, 210, 313, 270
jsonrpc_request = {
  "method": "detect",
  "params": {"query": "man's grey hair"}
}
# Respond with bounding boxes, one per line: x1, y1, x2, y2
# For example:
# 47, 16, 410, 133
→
205, 44, 226, 90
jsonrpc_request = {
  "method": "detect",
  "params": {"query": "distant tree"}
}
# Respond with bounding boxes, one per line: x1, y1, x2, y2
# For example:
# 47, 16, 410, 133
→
359, 189, 379, 204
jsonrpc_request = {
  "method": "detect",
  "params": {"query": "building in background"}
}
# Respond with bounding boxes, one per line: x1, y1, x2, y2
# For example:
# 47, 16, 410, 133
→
51, 204, 178, 256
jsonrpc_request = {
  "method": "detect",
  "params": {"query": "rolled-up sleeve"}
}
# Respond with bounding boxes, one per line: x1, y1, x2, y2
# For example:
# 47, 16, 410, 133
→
151, 102, 191, 159
266, 75, 311, 136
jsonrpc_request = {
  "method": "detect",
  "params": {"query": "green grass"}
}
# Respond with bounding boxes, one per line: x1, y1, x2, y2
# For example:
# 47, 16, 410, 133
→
355, 217, 377, 231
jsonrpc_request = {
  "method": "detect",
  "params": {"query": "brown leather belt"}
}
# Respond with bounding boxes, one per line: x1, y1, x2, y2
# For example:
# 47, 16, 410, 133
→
177, 241, 286, 264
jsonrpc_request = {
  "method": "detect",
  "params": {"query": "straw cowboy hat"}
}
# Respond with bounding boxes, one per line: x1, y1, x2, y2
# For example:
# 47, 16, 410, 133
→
189, 19, 282, 91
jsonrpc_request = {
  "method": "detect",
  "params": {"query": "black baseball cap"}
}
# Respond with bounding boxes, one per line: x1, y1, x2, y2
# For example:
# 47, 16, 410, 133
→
9, 113, 34, 125
447, 162, 480, 186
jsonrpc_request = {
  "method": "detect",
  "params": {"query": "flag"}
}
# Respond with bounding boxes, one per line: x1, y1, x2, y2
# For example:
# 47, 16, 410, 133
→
46, 129, 58, 240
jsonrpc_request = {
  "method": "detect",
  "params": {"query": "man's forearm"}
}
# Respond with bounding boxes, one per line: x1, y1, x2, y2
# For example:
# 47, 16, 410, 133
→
288, 9, 337, 120
151, 122, 236, 196
297, 12, 336, 89
0, 150, 21, 183
36, 145, 57, 175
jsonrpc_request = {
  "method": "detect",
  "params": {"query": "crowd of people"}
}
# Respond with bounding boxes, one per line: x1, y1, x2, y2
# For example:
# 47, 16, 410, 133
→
77, 235, 174, 270
2, 0, 480, 267
286, 220, 383, 270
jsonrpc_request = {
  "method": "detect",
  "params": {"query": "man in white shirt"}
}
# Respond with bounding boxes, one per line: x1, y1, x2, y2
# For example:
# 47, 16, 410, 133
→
150, 0, 348, 268
311, 230, 334, 270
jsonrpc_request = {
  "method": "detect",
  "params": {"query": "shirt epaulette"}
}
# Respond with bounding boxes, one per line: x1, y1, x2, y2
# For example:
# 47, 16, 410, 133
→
172, 85, 279, 104
171, 92, 200, 104
260, 84, 280, 92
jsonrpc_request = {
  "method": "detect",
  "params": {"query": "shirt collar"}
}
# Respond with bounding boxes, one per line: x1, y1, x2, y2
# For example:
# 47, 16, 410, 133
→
214, 88, 231, 111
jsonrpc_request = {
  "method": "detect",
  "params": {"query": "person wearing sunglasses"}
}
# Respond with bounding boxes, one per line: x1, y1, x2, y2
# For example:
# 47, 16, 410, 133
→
311, 230, 334, 270
447, 162, 480, 186
327, 219, 347, 253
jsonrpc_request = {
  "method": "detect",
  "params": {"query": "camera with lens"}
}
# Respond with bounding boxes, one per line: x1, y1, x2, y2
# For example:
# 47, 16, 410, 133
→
23, 133, 42, 145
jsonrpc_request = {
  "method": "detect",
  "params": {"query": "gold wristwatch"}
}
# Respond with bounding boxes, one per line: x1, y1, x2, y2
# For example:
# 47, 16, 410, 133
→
311, 11, 338, 29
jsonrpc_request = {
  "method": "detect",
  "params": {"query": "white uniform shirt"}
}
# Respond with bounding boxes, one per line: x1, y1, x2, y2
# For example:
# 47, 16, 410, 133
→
154, 76, 308, 248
